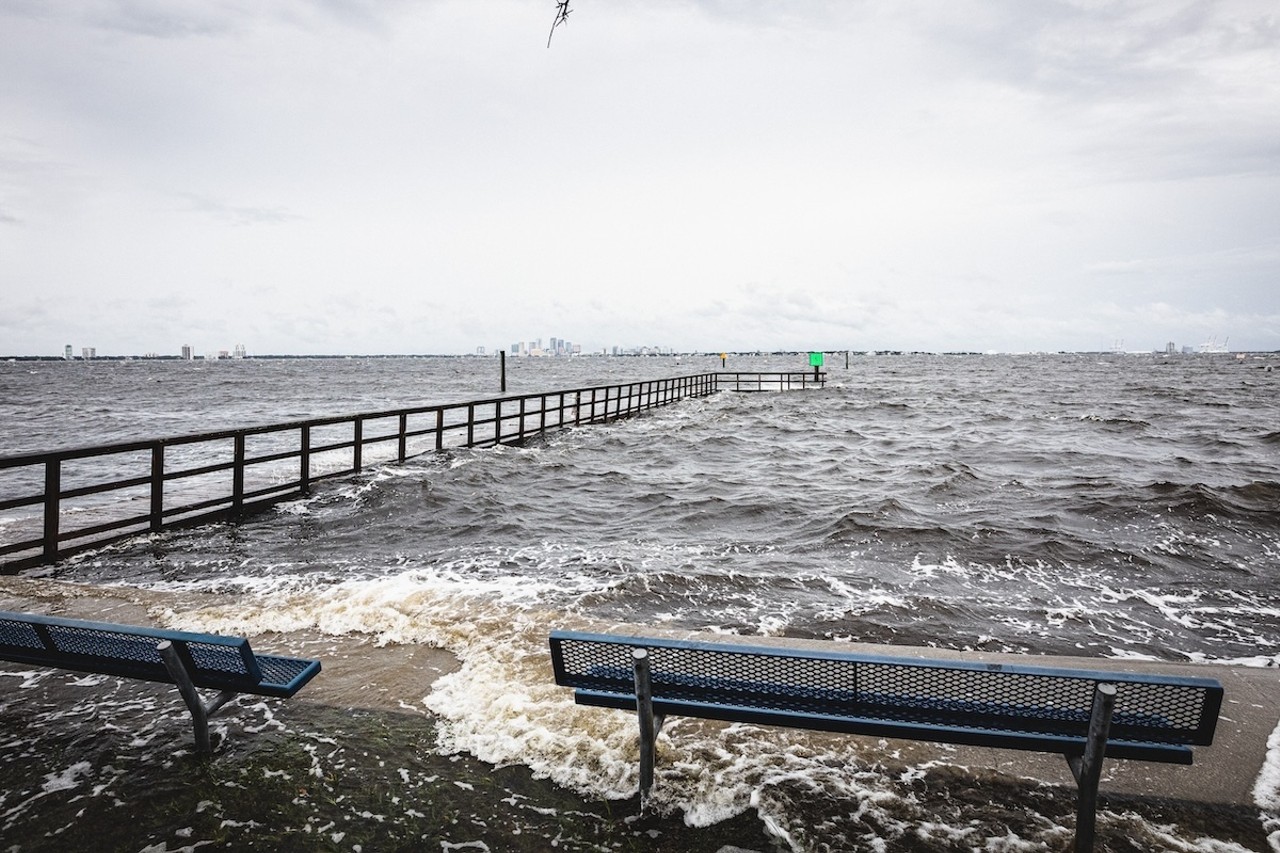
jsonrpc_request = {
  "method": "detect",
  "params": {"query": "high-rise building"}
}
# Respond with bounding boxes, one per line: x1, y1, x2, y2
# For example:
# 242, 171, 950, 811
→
81, 347, 96, 359
64, 345, 73, 360
181, 345, 193, 361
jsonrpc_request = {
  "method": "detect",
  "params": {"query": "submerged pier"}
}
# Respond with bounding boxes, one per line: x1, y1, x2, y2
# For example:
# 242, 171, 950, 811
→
0, 371, 824, 572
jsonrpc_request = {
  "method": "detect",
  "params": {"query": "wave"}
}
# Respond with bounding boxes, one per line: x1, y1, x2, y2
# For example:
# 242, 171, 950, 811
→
1139, 480, 1280, 524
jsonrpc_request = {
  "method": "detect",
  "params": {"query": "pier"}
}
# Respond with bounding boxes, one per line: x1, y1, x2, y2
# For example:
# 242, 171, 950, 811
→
0, 371, 824, 572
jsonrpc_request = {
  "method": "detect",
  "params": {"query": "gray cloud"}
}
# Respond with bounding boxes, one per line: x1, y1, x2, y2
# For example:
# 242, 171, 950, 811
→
178, 193, 304, 226
2, 0, 1277, 356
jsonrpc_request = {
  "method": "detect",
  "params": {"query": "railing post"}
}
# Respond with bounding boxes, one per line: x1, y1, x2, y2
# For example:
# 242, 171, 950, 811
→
353, 418, 363, 473
232, 434, 246, 518
466, 403, 475, 447
518, 398, 527, 442
495, 400, 503, 445
575, 392, 582, 426
435, 409, 444, 451
398, 413, 408, 462
539, 394, 547, 433
42, 459, 61, 562
150, 444, 165, 532
300, 425, 311, 495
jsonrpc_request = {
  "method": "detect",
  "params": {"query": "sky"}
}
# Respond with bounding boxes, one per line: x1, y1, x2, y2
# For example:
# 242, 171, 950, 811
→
2, 0, 1278, 356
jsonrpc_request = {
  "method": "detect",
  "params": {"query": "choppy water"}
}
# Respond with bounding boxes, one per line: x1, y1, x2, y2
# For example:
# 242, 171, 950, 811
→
2, 352, 1279, 851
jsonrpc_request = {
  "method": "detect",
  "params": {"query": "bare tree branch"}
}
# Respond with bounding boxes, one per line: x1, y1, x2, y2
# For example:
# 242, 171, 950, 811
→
547, 0, 571, 48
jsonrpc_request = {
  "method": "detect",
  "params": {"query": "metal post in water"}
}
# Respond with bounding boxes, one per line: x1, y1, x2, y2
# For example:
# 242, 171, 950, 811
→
158, 640, 236, 757
809, 351, 825, 387
158, 640, 211, 755
633, 648, 656, 802
500, 350, 507, 394
1072, 682, 1116, 853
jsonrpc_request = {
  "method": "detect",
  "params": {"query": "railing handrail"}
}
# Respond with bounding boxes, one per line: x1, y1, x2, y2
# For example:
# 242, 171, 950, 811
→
0, 371, 822, 571
1, 375, 730, 468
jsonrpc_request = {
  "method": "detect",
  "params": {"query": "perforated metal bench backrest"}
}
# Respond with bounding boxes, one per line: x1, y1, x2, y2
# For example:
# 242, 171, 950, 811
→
550, 631, 1222, 747
0, 611, 318, 697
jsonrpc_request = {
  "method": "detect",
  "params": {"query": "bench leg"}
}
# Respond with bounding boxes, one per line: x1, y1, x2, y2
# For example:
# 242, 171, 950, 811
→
1066, 682, 1117, 853
157, 640, 238, 756
633, 648, 657, 803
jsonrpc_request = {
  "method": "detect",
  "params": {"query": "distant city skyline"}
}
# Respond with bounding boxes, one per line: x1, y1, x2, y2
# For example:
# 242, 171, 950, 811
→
29, 339, 1273, 362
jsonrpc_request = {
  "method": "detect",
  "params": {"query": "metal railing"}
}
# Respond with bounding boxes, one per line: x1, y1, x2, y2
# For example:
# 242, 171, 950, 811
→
716, 371, 827, 392
0, 371, 823, 572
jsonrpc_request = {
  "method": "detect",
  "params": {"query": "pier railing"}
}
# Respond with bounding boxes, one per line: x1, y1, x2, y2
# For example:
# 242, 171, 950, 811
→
0, 371, 823, 571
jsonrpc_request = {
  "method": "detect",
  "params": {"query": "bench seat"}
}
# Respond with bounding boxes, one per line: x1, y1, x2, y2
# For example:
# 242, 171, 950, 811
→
568, 662, 1196, 763
549, 630, 1223, 851
0, 610, 321, 753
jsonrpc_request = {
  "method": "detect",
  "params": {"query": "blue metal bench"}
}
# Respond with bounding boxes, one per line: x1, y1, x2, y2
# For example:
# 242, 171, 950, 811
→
0, 610, 321, 755
549, 630, 1223, 852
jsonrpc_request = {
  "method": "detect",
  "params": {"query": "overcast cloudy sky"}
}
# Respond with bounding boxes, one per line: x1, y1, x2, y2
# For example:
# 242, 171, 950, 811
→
2, 1, 1277, 356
